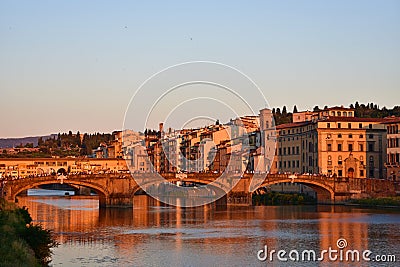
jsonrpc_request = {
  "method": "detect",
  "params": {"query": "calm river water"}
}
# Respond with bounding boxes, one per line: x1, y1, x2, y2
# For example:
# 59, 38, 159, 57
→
17, 189, 400, 267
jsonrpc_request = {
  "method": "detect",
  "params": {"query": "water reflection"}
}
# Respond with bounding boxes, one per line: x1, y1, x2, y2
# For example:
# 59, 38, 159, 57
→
17, 190, 400, 266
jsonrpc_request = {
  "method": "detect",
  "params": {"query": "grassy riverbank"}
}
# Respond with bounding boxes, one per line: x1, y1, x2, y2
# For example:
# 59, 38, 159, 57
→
253, 192, 317, 206
348, 196, 400, 208
0, 199, 58, 267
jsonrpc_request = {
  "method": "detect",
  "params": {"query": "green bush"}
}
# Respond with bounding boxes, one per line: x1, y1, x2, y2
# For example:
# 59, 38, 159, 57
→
0, 199, 58, 266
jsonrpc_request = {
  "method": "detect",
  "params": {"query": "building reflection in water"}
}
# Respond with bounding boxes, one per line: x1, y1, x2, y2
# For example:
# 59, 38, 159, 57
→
16, 193, 400, 266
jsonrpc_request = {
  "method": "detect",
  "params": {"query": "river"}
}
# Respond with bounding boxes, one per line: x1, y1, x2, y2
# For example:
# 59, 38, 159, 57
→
17, 189, 400, 266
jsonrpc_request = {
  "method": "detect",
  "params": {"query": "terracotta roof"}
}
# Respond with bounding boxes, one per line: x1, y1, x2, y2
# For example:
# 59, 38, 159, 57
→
276, 121, 312, 129
322, 116, 385, 122
381, 117, 400, 124
323, 106, 354, 111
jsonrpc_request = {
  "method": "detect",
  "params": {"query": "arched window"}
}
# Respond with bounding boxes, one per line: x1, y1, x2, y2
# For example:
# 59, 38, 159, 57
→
337, 111, 341, 116
328, 155, 332, 165
343, 112, 347, 117
338, 156, 343, 165
369, 156, 374, 166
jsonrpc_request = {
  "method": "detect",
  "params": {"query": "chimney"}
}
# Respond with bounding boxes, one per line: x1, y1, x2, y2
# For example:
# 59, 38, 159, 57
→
159, 122, 164, 133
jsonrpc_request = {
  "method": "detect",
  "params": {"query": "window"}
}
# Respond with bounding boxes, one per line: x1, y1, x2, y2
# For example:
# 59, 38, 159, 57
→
349, 112, 352, 116
338, 156, 343, 165
338, 144, 342, 151
296, 146, 299, 155
292, 160, 295, 168
283, 148, 286, 155
338, 134, 342, 138
368, 143, 374, 152
349, 134, 353, 138
338, 112, 341, 116
338, 170, 343, 177
279, 148, 282, 155
369, 124, 372, 129
359, 144, 364, 151
348, 144, 353, 151
296, 160, 299, 168
327, 144, 332, 151
327, 123, 330, 128
288, 161, 291, 168
359, 123, 362, 129
343, 112, 347, 117
360, 156, 364, 166
284, 161, 286, 168
328, 156, 332, 166
369, 134, 373, 139
360, 170, 364, 177
348, 123, 351, 128
338, 123, 341, 128
359, 134, 364, 138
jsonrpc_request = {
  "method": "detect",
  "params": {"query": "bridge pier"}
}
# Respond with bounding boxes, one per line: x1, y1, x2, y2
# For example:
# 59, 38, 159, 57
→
227, 192, 252, 206
74, 186, 92, 196
99, 194, 134, 208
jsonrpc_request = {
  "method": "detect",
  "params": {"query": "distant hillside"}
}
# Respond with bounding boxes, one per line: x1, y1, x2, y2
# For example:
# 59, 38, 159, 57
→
0, 134, 57, 148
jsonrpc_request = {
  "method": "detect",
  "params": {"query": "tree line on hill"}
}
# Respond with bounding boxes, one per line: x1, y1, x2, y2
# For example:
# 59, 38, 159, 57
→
272, 102, 400, 126
0, 132, 112, 158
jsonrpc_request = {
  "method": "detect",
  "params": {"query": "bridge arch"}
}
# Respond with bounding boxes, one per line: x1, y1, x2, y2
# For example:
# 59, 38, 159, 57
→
259, 178, 335, 203
6, 179, 110, 207
129, 177, 228, 207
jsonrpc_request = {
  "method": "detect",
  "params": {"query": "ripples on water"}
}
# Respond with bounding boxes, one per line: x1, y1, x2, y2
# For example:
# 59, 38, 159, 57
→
15, 189, 400, 267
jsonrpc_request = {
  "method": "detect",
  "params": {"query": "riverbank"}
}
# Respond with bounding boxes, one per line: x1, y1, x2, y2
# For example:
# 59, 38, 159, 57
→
252, 192, 317, 205
0, 198, 58, 267
347, 196, 400, 209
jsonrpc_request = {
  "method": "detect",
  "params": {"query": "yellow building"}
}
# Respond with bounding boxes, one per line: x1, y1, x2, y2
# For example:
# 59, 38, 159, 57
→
263, 106, 387, 178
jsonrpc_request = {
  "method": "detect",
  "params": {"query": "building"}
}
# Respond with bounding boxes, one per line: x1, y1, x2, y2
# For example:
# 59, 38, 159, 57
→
262, 106, 387, 178
383, 117, 400, 181
0, 158, 129, 178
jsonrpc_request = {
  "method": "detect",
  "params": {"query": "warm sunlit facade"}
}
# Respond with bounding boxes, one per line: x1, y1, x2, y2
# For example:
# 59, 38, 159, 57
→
264, 106, 387, 178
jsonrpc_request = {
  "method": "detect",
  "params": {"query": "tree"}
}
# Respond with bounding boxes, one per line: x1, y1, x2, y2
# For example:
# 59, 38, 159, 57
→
57, 133, 61, 147
313, 106, 320, 112
37, 137, 44, 147
76, 131, 81, 147
355, 101, 360, 109
282, 106, 287, 115
276, 108, 281, 115
350, 104, 354, 109
272, 108, 276, 114
293, 105, 298, 113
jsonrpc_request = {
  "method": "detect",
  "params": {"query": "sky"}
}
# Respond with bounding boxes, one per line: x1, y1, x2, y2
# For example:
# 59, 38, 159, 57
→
1, 0, 399, 137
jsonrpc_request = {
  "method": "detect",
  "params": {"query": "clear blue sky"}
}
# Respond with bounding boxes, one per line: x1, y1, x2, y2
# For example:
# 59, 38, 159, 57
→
1, 0, 399, 137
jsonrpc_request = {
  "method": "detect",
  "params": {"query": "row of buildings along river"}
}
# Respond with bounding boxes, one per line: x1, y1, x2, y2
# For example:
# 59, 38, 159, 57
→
1, 106, 399, 183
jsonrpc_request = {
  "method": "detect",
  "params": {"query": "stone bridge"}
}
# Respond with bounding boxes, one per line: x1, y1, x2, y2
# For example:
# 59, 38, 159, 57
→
1, 173, 399, 207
